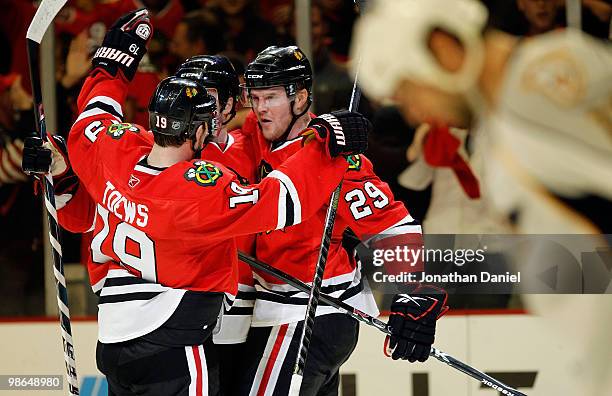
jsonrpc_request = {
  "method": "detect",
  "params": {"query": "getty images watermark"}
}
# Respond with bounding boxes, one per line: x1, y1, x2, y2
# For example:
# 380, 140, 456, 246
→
370, 245, 521, 284
358, 234, 612, 294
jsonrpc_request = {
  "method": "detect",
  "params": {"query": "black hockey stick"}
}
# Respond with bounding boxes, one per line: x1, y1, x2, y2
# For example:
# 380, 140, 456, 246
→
288, 2, 367, 394
239, 251, 527, 396
26, 1, 79, 395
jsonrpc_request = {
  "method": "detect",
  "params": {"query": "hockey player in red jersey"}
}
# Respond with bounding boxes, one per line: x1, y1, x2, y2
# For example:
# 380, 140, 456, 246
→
26, 10, 371, 395
174, 55, 259, 394
238, 46, 448, 395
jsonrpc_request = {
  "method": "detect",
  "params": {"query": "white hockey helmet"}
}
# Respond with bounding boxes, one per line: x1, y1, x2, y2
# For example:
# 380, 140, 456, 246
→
351, 0, 488, 100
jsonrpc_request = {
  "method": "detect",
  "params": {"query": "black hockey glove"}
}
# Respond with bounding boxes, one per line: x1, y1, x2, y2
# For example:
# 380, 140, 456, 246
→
22, 136, 51, 174
303, 110, 370, 158
92, 9, 152, 81
22, 135, 79, 196
385, 285, 448, 362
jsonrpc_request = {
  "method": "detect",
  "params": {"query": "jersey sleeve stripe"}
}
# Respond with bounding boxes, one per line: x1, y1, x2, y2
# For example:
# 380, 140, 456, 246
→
83, 101, 123, 120
86, 95, 123, 118
267, 170, 302, 227
275, 181, 288, 229
363, 214, 422, 246
74, 107, 121, 124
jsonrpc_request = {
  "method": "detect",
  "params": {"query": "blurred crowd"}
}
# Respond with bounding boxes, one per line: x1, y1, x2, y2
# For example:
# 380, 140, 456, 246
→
0, 0, 610, 316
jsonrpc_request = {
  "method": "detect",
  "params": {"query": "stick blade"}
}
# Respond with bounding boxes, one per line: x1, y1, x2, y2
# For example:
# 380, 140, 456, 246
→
26, 0, 68, 43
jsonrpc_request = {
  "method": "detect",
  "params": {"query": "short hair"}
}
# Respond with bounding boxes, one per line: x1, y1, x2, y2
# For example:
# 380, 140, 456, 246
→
181, 11, 225, 55
153, 133, 187, 148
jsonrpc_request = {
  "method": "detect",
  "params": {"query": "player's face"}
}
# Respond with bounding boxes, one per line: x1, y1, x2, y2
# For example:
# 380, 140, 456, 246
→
249, 87, 294, 141
517, 0, 558, 33
392, 80, 473, 128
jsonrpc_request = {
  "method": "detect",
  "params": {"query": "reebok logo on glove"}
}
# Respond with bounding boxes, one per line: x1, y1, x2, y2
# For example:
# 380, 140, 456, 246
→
319, 114, 345, 146
94, 47, 135, 68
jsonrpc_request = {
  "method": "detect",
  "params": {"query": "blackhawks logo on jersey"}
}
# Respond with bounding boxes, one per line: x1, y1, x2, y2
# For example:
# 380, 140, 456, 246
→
184, 160, 223, 187
257, 159, 273, 182
106, 122, 139, 139
346, 154, 361, 171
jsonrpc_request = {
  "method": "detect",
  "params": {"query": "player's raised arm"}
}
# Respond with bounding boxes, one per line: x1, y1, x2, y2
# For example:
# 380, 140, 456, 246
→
181, 111, 372, 240
68, 9, 152, 161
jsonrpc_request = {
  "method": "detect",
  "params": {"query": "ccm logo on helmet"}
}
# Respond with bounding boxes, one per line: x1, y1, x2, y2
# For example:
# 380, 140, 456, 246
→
248, 74, 264, 79
94, 46, 135, 67
319, 114, 345, 146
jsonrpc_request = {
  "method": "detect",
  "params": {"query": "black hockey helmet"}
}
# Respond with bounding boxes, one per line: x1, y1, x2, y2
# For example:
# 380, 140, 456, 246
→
243, 46, 313, 98
148, 77, 217, 140
175, 55, 240, 123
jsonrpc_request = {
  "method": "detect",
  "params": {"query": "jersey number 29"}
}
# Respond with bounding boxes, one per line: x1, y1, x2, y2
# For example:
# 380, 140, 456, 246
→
344, 181, 389, 220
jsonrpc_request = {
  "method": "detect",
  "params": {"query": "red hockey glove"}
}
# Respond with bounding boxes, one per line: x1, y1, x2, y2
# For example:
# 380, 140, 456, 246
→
384, 285, 448, 362
302, 110, 370, 158
92, 9, 153, 81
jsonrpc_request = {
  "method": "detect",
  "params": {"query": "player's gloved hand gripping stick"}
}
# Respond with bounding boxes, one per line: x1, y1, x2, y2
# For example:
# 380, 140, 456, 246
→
23, 135, 80, 197
384, 285, 449, 361
239, 251, 528, 396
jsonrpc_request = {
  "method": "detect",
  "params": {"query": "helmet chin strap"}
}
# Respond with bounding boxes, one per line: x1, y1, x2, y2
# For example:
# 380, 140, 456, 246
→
220, 98, 236, 126
274, 96, 312, 144
190, 119, 215, 158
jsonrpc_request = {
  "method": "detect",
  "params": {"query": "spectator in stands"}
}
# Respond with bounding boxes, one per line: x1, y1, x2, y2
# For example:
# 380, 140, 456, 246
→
0, 72, 44, 316
170, 10, 224, 65
317, 0, 358, 61
0, 0, 36, 93
516, 0, 562, 36
310, 2, 355, 113
207, 0, 278, 61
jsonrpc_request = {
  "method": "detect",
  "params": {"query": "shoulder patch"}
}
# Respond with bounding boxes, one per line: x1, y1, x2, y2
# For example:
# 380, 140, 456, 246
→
184, 160, 223, 187
106, 122, 139, 139
346, 154, 362, 171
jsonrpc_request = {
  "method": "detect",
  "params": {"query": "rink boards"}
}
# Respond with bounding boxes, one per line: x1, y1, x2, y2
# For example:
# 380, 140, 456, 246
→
0, 313, 590, 395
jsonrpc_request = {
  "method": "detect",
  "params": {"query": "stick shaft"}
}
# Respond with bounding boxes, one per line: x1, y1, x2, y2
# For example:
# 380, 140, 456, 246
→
26, 2, 79, 393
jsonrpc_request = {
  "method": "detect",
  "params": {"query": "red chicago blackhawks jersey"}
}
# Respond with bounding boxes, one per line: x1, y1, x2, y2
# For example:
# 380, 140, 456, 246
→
67, 71, 350, 343
244, 111, 423, 326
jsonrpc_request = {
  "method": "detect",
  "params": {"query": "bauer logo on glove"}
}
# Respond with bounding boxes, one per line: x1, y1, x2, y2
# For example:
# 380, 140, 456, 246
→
318, 113, 346, 146
302, 110, 370, 158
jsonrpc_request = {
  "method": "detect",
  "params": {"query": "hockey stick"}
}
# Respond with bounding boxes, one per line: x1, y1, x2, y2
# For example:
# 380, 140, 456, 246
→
239, 251, 528, 396
288, 2, 366, 394
26, 1, 79, 395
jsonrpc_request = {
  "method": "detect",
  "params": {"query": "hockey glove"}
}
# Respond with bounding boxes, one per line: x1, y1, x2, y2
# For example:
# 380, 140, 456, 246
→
92, 9, 153, 81
22, 135, 79, 196
302, 110, 370, 157
384, 285, 448, 362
